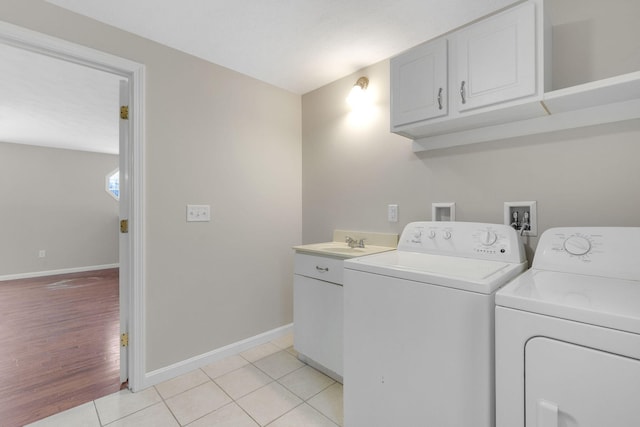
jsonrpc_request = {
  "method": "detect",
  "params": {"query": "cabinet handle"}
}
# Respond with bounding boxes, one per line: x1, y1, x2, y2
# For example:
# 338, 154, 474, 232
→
460, 81, 466, 104
315, 266, 329, 272
437, 87, 443, 110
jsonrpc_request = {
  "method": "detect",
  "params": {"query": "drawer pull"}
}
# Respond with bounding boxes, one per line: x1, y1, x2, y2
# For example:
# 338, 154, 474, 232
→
315, 266, 329, 272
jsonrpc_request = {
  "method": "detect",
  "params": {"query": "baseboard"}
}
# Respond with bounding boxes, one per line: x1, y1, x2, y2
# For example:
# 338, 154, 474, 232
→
140, 323, 293, 390
0, 264, 119, 282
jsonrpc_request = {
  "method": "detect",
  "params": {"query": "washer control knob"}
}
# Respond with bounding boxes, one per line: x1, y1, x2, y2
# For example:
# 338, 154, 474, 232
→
563, 235, 591, 256
443, 230, 452, 240
427, 230, 436, 239
479, 230, 497, 246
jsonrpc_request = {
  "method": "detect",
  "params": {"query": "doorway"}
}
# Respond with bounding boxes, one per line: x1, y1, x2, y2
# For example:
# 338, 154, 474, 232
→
0, 19, 145, 422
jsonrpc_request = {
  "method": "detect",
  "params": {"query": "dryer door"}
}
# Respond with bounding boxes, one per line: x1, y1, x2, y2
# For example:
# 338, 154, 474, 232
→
525, 337, 640, 427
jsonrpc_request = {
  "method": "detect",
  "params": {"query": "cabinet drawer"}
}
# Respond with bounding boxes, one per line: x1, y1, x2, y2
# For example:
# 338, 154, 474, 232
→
294, 253, 343, 285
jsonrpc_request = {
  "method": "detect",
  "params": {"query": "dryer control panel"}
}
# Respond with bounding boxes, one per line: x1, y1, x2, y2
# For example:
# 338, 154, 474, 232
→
397, 221, 525, 263
533, 227, 640, 281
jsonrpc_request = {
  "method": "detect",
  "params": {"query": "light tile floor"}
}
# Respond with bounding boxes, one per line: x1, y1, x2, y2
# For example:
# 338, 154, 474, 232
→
26, 333, 343, 427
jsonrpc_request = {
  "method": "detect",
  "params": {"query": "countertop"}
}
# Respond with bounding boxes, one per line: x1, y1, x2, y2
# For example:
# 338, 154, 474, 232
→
293, 241, 396, 259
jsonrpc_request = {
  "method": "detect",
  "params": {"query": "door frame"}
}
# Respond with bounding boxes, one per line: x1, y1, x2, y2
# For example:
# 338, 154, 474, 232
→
0, 20, 146, 391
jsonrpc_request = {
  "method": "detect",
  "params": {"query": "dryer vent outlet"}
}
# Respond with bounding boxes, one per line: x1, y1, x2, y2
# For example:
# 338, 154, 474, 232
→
504, 201, 537, 236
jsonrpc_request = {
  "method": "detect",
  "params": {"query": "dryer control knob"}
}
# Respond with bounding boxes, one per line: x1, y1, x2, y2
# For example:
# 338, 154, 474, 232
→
427, 230, 436, 239
479, 230, 497, 246
563, 235, 591, 256
443, 230, 452, 240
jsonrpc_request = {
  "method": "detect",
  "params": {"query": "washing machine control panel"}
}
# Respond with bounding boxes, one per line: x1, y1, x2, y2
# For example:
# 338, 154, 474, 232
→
398, 221, 525, 263
533, 227, 640, 281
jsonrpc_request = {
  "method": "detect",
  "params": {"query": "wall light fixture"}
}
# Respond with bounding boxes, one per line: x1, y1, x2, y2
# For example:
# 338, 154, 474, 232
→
347, 76, 370, 108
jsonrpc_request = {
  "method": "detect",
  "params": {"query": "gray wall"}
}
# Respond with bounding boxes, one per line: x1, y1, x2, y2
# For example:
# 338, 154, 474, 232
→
0, 142, 119, 276
301, 0, 640, 264
0, 0, 302, 371
2, 0, 638, 375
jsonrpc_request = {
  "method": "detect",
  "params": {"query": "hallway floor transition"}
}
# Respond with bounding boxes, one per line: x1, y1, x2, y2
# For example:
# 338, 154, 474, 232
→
0, 269, 121, 427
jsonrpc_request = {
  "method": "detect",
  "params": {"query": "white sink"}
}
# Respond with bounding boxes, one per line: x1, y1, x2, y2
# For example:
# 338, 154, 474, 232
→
320, 246, 367, 254
294, 242, 395, 259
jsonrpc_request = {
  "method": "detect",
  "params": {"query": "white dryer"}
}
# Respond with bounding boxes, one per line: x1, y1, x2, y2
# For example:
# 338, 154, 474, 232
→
496, 227, 640, 427
343, 221, 527, 427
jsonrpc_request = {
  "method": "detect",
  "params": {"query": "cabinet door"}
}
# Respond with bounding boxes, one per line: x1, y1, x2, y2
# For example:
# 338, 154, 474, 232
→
293, 275, 343, 376
454, 2, 536, 112
391, 38, 447, 128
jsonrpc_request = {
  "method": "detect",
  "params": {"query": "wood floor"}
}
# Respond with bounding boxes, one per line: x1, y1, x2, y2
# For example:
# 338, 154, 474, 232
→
0, 269, 121, 427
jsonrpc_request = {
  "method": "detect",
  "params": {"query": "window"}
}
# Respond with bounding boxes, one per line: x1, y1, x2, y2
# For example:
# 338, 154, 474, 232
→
106, 168, 119, 200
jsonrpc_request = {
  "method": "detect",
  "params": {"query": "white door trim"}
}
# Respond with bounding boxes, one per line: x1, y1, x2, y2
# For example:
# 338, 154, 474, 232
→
119, 79, 131, 383
0, 20, 146, 391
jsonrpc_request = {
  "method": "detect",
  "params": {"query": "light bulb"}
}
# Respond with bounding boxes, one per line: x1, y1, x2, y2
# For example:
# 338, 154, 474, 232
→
346, 77, 370, 109
347, 85, 364, 107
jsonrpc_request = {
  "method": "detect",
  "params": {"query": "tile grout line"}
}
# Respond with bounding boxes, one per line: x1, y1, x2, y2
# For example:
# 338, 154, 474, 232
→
109, 344, 283, 425
98, 393, 165, 426
92, 400, 104, 427
196, 363, 264, 427
245, 348, 340, 426
188, 345, 334, 426
48, 338, 340, 427
262, 401, 339, 427
263, 401, 305, 427
232, 351, 289, 426
153, 384, 183, 427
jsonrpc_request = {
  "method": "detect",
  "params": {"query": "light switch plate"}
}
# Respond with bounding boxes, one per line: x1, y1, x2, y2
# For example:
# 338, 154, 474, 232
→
388, 204, 399, 223
186, 204, 211, 222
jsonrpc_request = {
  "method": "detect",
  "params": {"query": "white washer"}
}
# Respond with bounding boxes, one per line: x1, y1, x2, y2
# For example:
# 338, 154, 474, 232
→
343, 221, 527, 427
496, 227, 640, 427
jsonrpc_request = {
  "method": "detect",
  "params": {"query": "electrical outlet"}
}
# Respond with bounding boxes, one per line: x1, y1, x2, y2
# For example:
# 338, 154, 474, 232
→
38, 250, 46, 258
504, 201, 537, 236
388, 204, 399, 223
186, 204, 211, 222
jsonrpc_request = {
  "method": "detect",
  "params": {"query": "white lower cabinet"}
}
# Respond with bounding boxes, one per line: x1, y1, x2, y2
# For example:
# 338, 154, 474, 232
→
293, 253, 343, 380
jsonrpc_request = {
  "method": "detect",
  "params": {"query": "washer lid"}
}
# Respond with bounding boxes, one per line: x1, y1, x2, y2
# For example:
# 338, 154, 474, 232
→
496, 269, 640, 334
344, 250, 527, 294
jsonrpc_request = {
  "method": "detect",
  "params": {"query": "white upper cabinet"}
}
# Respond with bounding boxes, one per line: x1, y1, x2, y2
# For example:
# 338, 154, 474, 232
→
393, 0, 640, 152
391, 38, 447, 127
391, 1, 547, 137
454, 2, 536, 112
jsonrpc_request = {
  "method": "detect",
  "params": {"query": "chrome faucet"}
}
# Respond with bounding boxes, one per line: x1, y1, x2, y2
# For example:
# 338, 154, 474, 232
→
345, 236, 366, 248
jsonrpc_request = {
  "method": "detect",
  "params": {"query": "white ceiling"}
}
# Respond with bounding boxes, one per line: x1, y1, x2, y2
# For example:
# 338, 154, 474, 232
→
1, 0, 519, 154
0, 43, 122, 154
45, 0, 518, 94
